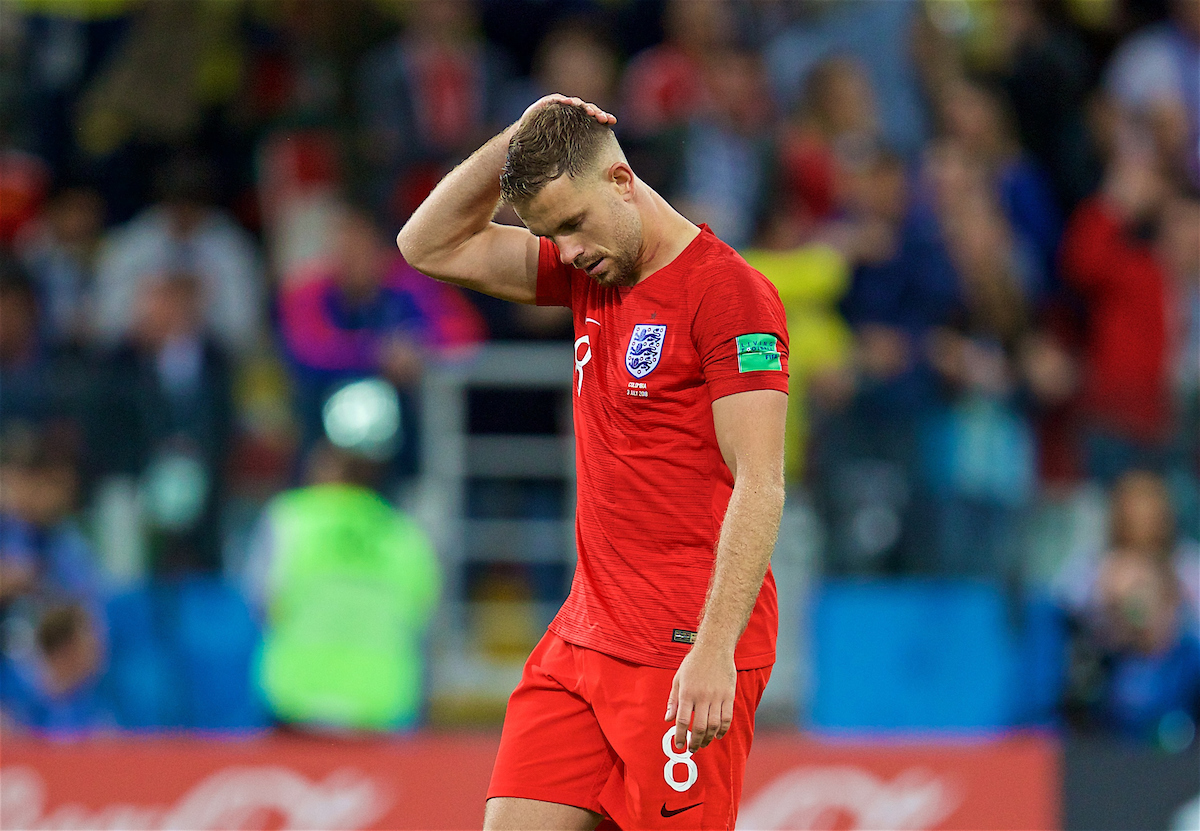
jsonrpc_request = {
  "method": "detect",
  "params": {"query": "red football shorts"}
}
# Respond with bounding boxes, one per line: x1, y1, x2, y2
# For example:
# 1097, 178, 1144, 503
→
487, 631, 771, 830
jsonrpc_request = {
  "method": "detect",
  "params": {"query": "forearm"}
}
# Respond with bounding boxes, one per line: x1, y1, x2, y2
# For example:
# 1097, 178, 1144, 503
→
695, 474, 785, 655
396, 125, 515, 270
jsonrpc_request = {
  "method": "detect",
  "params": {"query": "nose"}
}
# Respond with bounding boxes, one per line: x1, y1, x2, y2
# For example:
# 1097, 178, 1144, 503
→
557, 238, 584, 266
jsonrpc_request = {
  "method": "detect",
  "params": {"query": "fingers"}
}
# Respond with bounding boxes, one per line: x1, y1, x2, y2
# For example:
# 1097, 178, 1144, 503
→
667, 657, 735, 751
674, 705, 693, 755
676, 698, 733, 751
584, 103, 617, 125
665, 674, 680, 722
693, 702, 729, 751
714, 699, 734, 743
541, 94, 616, 125
691, 701, 705, 754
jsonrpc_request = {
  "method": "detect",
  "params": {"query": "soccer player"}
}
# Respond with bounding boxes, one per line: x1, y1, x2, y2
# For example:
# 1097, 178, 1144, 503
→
397, 95, 788, 830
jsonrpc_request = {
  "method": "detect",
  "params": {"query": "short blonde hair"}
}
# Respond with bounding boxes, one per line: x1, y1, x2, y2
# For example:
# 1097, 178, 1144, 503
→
500, 103, 615, 204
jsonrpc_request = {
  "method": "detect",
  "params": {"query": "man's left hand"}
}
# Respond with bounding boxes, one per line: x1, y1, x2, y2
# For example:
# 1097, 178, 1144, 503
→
665, 643, 737, 752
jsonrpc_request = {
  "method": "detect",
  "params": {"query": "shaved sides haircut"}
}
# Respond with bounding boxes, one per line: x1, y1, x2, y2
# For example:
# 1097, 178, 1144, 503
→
500, 103, 617, 204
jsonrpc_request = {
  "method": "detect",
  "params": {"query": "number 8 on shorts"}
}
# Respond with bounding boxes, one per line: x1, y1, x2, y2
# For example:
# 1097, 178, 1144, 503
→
661, 726, 698, 792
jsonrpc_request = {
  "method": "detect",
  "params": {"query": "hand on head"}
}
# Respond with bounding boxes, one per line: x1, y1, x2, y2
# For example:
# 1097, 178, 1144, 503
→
518, 94, 617, 131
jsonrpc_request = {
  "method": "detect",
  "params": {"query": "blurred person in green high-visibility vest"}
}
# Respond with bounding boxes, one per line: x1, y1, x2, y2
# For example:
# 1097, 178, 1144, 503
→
244, 439, 441, 732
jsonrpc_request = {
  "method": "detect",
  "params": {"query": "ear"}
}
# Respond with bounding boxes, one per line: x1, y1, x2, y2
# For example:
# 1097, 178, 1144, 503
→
609, 162, 635, 200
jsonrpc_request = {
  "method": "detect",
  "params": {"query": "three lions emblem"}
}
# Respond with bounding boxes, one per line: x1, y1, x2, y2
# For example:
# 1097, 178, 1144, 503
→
625, 324, 666, 378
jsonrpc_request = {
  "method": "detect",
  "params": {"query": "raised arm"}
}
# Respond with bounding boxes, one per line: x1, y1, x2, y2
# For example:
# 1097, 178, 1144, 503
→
396, 95, 615, 304
666, 388, 787, 752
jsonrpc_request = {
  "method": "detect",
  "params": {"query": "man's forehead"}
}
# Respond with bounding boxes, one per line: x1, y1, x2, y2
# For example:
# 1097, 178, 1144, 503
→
517, 176, 588, 236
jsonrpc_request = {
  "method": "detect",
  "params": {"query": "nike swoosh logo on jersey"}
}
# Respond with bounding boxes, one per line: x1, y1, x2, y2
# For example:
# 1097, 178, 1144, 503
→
660, 801, 702, 818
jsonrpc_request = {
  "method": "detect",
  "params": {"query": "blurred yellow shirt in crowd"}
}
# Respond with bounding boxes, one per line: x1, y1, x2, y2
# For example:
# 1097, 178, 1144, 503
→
741, 245, 853, 481
9, 0, 136, 19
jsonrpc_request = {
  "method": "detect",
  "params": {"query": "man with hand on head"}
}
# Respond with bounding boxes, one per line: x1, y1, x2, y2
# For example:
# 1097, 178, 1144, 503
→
398, 95, 788, 830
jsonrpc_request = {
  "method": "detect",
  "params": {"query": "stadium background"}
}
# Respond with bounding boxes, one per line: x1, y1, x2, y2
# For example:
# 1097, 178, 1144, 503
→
0, 0, 1197, 828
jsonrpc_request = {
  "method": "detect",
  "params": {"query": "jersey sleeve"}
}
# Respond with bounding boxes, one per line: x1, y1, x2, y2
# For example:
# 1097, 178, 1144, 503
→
692, 263, 790, 401
536, 237, 574, 308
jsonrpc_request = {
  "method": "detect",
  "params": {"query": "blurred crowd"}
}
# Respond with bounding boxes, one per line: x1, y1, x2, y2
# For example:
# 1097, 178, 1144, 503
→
0, 0, 1196, 745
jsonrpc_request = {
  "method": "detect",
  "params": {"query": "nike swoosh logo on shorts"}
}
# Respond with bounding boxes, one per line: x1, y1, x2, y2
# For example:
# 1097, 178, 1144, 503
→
660, 801, 702, 818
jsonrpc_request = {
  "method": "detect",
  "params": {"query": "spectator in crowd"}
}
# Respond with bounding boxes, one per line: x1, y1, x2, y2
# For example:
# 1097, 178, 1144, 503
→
989, 0, 1100, 211
1102, 0, 1200, 187
618, 0, 734, 137
504, 18, 619, 124
245, 440, 441, 733
0, 253, 85, 429
919, 141, 1037, 580
0, 424, 109, 736
0, 148, 50, 248
810, 150, 959, 574
673, 48, 776, 250
617, 0, 735, 196
1058, 471, 1200, 744
765, 0, 928, 157
934, 77, 1061, 301
88, 274, 234, 573
0, 256, 49, 427
71, 0, 252, 223
5, 0, 133, 196
1059, 145, 1179, 484
16, 185, 104, 348
1161, 193, 1200, 536
356, 0, 512, 224
913, 0, 1100, 213
277, 200, 485, 471
766, 55, 881, 248
92, 155, 264, 356
240, 0, 386, 133
744, 138, 902, 479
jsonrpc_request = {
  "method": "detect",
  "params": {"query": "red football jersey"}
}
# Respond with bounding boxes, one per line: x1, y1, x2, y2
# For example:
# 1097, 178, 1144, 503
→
536, 225, 789, 669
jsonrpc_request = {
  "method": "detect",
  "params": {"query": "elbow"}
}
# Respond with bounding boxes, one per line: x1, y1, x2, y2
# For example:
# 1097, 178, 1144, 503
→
396, 222, 443, 278
396, 225, 426, 271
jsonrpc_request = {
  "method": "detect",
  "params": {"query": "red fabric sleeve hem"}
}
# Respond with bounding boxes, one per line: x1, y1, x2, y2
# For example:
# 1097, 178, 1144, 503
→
535, 237, 572, 307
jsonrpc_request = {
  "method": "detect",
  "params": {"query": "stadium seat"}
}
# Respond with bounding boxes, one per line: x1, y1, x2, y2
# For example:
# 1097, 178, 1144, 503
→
103, 586, 182, 728
105, 643, 183, 729
810, 579, 1018, 731
1012, 591, 1068, 727
104, 586, 160, 649
172, 577, 266, 730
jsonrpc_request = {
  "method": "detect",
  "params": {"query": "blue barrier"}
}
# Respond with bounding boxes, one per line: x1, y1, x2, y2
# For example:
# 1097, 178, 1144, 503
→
810, 579, 1020, 731
103, 579, 266, 730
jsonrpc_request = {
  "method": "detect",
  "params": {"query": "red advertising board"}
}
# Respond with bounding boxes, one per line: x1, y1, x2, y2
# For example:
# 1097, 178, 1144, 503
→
0, 732, 1058, 830
739, 734, 1059, 830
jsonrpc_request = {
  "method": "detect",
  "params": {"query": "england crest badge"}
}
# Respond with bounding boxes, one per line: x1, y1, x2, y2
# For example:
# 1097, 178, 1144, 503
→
625, 324, 666, 378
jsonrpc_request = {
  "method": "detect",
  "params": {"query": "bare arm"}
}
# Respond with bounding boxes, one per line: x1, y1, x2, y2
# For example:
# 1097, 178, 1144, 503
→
396, 95, 615, 304
666, 388, 787, 752
396, 127, 538, 303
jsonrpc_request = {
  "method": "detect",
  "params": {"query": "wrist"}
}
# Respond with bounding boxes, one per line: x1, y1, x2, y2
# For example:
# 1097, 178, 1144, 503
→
691, 629, 737, 659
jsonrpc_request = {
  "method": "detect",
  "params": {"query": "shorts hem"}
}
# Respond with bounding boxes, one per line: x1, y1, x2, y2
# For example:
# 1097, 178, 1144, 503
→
485, 786, 605, 817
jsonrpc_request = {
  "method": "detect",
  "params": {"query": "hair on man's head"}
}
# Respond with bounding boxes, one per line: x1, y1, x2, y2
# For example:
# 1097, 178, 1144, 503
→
500, 103, 616, 205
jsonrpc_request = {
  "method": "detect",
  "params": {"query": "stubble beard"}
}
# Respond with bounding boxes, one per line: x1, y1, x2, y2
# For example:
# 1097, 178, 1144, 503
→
589, 251, 639, 287
587, 210, 643, 288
